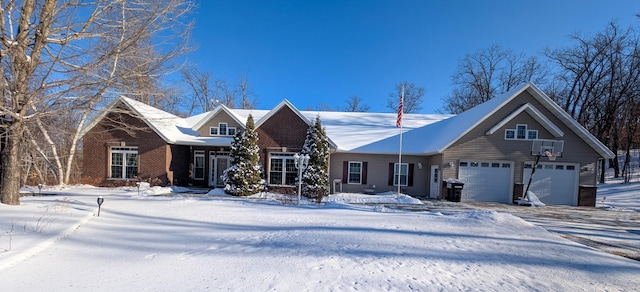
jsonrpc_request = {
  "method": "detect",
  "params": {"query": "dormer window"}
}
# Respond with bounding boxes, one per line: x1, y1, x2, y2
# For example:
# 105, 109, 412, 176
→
505, 124, 537, 140
210, 123, 237, 137
219, 123, 227, 135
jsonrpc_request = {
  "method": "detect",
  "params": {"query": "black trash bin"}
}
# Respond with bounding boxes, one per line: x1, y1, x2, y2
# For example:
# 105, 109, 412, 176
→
446, 181, 464, 202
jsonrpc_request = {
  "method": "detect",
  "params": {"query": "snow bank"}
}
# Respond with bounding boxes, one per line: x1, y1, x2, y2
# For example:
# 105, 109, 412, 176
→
2, 184, 639, 291
325, 191, 423, 204
517, 191, 546, 207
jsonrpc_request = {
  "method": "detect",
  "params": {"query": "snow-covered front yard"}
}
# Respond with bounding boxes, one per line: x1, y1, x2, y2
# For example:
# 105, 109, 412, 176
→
1, 182, 638, 291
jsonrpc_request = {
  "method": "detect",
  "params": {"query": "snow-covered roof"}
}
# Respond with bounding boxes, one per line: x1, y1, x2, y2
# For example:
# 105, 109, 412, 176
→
354, 82, 615, 158
84, 82, 613, 158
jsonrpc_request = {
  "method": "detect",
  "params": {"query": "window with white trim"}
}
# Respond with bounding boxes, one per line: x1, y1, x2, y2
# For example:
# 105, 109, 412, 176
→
505, 124, 538, 140
194, 150, 205, 180
210, 123, 237, 137
516, 124, 526, 139
110, 147, 138, 179
269, 153, 297, 185
219, 123, 227, 136
348, 161, 362, 184
394, 163, 408, 186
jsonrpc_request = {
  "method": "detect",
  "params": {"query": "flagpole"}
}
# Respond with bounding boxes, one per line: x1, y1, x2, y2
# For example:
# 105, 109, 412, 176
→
397, 84, 404, 195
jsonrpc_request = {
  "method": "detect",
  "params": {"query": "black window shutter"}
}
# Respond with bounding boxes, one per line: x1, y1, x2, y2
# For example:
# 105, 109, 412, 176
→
342, 161, 348, 183
408, 163, 414, 186
388, 163, 394, 185
362, 162, 368, 184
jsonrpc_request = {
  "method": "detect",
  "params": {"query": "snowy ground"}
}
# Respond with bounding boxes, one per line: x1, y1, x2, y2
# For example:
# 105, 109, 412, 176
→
0, 182, 639, 291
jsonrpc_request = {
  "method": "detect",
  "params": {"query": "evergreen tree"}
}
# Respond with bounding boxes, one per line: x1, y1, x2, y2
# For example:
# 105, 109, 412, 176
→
301, 116, 331, 203
222, 115, 263, 196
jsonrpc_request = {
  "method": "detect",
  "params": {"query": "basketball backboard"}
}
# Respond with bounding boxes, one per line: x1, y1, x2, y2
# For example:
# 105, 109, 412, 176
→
531, 139, 564, 157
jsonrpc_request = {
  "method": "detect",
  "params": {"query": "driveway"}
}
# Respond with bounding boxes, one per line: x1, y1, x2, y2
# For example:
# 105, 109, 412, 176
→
390, 200, 640, 261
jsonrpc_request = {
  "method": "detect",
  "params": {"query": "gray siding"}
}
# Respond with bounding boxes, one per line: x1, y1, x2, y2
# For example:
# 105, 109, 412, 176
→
329, 153, 433, 197
442, 90, 601, 188
196, 111, 244, 137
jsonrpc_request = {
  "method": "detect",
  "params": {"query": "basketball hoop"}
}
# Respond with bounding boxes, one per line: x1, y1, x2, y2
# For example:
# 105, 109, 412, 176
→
544, 151, 560, 161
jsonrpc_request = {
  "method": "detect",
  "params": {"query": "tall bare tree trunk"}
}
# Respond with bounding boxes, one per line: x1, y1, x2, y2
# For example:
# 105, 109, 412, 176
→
1, 122, 25, 205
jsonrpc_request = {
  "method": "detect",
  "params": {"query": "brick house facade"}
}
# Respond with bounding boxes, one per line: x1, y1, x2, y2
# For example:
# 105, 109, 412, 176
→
82, 108, 190, 186
81, 83, 614, 206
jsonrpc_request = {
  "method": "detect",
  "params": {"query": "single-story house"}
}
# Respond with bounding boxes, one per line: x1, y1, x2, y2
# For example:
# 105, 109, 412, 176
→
81, 82, 615, 206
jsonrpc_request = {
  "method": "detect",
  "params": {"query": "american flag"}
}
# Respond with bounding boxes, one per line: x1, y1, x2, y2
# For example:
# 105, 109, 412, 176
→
396, 96, 404, 127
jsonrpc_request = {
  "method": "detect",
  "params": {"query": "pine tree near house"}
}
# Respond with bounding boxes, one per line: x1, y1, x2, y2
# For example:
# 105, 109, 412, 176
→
222, 115, 263, 196
301, 116, 330, 203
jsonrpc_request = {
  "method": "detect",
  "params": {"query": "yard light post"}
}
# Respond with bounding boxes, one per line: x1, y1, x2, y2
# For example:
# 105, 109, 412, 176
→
293, 153, 310, 205
136, 182, 141, 196
97, 196, 104, 216
37, 183, 43, 195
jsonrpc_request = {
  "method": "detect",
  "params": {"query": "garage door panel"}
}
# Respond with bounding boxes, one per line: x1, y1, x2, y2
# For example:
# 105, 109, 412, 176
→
523, 162, 577, 205
459, 161, 513, 203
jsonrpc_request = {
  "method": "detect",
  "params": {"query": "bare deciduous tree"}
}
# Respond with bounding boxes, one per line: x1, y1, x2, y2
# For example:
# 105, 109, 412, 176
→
344, 95, 370, 112
237, 73, 256, 109
0, 0, 194, 205
181, 68, 256, 113
442, 45, 548, 114
387, 82, 424, 114
545, 22, 640, 182
181, 67, 214, 114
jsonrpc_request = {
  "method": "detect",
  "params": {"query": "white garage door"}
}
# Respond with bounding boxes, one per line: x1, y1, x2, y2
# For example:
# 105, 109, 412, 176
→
523, 162, 578, 206
458, 161, 514, 203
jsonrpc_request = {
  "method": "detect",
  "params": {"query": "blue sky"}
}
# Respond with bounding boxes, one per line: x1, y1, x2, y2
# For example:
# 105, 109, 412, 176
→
186, 1, 640, 113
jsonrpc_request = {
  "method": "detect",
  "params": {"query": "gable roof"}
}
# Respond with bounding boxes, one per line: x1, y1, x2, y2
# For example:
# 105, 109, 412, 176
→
82, 83, 613, 159
254, 99, 312, 128
82, 96, 235, 146
190, 104, 247, 131
485, 102, 564, 137
80, 96, 194, 143
222, 101, 450, 150
354, 82, 614, 159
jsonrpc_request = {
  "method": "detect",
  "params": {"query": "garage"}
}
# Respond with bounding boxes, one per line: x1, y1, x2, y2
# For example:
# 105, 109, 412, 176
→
523, 162, 579, 206
458, 160, 514, 203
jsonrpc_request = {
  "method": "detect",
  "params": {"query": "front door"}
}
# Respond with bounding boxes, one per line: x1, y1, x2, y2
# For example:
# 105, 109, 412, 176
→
430, 165, 440, 199
209, 152, 230, 187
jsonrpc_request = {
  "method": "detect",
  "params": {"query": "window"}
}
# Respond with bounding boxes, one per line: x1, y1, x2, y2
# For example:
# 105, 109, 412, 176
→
110, 147, 138, 179
269, 153, 297, 185
348, 162, 362, 184
505, 124, 538, 140
505, 129, 515, 139
394, 163, 408, 186
219, 123, 227, 136
516, 124, 527, 139
194, 151, 205, 180
210, 123, 236, 136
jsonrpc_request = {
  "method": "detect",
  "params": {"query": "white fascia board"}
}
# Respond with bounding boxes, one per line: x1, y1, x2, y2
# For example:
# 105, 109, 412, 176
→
191, 104, 247, 131
485, 103, 564, 137
255, 99, 312, 128
526, 83, 615, 159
